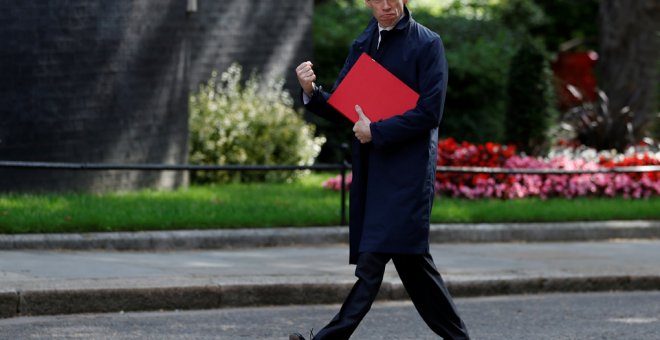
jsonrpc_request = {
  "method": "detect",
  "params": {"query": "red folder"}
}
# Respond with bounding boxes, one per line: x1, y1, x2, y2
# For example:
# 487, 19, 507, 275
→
328, 53, 419, 123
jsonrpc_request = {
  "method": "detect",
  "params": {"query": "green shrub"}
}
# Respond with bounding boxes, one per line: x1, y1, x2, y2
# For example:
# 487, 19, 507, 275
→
418, 13, 518, 144
505, 36, 556, 155
189, 64, 326, 183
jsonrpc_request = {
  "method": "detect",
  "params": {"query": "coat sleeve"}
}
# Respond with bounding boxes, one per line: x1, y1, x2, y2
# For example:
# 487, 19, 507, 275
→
301, 52, 358, 126
370, 37, 447, 149
301, 86, 346, 125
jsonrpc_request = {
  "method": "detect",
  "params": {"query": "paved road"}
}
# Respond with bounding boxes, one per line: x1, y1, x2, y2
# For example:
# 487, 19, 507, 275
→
1, 291, 659, 339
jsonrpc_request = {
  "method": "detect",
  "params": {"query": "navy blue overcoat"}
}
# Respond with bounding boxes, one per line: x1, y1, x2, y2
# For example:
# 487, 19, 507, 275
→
305, 7, 448, 264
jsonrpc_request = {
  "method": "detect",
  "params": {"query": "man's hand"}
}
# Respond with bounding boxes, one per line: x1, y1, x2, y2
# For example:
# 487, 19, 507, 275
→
353, 105, 372, 144
295, 61, 316, 97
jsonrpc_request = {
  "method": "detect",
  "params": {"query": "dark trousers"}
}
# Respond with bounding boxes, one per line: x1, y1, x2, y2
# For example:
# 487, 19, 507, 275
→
313, 252, 470, 340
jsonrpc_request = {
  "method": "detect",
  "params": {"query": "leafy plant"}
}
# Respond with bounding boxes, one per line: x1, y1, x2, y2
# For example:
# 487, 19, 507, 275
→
189, 64, 326, 183
557, 88, 638, 150
419, 14, 517, 143
505, 36, 557, 155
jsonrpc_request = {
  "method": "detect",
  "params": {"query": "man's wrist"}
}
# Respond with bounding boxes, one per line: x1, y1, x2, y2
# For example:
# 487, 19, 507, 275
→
304, 83, 318, 99
302, 83, 318, 105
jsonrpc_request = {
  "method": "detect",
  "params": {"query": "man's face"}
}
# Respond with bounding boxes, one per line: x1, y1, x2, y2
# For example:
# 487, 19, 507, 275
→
365, 0, 408, 27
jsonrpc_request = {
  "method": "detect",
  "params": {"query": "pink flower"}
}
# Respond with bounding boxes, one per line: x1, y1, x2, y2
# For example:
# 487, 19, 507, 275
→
328, 139, 660, 200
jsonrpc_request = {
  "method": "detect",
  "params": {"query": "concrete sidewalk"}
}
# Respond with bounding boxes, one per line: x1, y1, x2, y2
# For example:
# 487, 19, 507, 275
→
1, 221, 660, 318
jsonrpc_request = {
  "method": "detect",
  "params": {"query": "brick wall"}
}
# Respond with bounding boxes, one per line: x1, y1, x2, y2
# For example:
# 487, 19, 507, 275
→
189, 0, 313, 105
0, 0, 313, 193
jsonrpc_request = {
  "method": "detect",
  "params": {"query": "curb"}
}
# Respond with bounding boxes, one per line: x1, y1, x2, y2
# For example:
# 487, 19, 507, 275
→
3, 275, 660, 318
429, 220, 660, 243
1, 220, 659, 251
0, 227, 348, 251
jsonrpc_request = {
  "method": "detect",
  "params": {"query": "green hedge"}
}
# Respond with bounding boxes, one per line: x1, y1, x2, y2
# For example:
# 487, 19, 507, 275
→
505, 36, 556, 155
418, 12, 518, 143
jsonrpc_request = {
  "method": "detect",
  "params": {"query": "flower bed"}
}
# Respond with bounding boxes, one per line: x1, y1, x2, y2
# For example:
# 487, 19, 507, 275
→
322, 138, 660, 199
322, 172, 352, 191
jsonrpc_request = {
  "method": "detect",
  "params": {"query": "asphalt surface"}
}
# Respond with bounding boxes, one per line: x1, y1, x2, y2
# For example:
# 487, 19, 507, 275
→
1, 221, 659, 319
2, 292, 659, 339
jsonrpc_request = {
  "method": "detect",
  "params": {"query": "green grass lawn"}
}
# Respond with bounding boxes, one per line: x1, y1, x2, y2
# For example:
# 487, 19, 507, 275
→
0, 173, 658, 234
431, 196, 660, 223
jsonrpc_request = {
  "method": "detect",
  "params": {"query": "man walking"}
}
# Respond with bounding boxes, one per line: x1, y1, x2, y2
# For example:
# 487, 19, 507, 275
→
292, 1, 470, 339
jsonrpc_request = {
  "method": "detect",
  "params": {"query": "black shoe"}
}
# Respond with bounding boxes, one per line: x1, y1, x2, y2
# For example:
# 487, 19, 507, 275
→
289, 333, 306, 340
290, 329, 315, 340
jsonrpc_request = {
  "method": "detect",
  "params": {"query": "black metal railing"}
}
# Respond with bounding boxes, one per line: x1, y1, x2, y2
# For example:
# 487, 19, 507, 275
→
2, 160, 660, 226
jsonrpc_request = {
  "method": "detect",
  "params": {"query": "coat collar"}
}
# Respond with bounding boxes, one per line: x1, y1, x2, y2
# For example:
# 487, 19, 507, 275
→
392, 5, 412, 31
